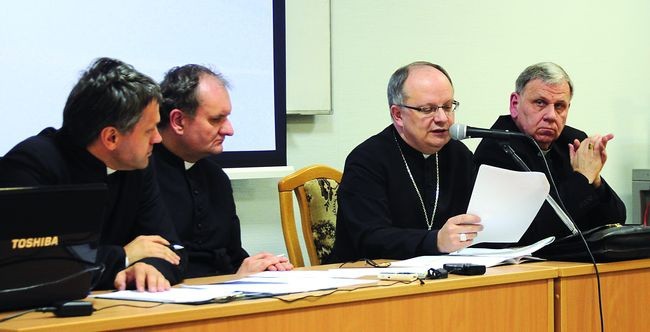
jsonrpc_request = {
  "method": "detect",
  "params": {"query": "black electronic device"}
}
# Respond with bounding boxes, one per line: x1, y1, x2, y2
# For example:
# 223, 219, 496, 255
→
426, 268, 448, 279
51, 301, 95, 317
0, 184, 107, 312
443, 263, 486, 276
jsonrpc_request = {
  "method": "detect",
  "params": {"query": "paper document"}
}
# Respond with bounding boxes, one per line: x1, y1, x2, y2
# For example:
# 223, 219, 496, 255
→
327, 267, 431, 279
91, 287, 239, 304
92, 275, 376, 303
390, 236, 554, 268
390, 255, 512, 269
193, 276, 375, 295
454, 236, 554, 257
252, 270, 337, 279
468, 165, 549, 243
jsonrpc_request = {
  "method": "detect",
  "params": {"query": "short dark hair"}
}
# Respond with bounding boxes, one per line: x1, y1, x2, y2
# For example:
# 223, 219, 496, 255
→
159, 64, 229, 129
387, 61, 453, 107
61, 57, 161, 147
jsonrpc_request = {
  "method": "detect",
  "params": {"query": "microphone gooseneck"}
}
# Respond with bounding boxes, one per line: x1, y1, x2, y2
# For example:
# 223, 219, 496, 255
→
451, 122, 577, 235
500, 144, 579, 235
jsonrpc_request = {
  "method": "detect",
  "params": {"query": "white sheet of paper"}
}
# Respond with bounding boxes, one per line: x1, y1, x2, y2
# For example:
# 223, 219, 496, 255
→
252, 270, 335, 279
92, 276, 377, 303
388, 255, 510, 269
91, 287, 239, 303
454, 236, 555, 257
326, 267, 431, 278
194, 277, 376, 295
388, 237, 553, 269
468, 165, 549, 243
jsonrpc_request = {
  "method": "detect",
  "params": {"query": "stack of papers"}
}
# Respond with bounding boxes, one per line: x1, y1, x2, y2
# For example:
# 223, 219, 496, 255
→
453, 236, 554, 262
92, 271, 376, 304
93, 234, 554, 304
93, 166, 556, 304
391, 236, 554, 269
91, 287, 238, 304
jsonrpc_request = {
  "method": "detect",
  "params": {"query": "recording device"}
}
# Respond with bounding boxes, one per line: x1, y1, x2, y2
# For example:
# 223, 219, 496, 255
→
52, 301, 94, 317
443, 263, 486, 276
449, 123, 528, 141
426, 268, 448, 279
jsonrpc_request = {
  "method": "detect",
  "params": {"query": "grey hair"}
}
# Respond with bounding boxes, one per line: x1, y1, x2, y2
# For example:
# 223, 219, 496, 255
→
515, 62, 574, 98
387, 61, 453, 107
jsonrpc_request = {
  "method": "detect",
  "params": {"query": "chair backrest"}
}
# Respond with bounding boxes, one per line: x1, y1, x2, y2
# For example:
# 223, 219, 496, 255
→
278, 164, 342, 267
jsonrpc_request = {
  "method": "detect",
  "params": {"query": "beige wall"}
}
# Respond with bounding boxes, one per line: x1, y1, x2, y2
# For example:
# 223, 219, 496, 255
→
238, 0, 650, 256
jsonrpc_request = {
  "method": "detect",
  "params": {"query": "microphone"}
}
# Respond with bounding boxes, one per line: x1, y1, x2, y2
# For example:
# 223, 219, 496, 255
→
449, 123, 528, 141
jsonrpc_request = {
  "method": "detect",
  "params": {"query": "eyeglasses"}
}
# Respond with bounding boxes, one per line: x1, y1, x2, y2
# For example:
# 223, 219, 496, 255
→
337, 258, 391, 268
397, 100, 460, 115
365, 258, 391, 268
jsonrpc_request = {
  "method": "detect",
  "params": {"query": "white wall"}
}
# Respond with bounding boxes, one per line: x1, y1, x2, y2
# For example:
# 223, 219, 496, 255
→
239, 0, 650, 256
0, 1, 279, 156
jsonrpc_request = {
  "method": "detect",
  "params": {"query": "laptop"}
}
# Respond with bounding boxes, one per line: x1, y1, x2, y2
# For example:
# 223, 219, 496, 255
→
0, 183, 107, 311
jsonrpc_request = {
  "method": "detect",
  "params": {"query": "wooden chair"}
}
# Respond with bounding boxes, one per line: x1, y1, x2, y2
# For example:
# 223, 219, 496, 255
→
277, 164, 342, 267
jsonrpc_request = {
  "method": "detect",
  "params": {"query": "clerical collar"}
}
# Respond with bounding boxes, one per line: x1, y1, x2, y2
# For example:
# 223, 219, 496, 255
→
184, 161, 195, 170
106, 167, 117, 175
423, 153, 430, 159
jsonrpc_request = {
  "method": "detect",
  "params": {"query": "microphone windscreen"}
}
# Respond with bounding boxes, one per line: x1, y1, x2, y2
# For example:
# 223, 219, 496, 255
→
449, 123, 466, 140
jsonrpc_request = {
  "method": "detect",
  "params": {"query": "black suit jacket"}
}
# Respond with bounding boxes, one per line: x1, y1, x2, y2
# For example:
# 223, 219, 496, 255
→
0, 128, 184, 289
473, 116, 626, 246
330, 125, 475, 262
152, 144, 248, 278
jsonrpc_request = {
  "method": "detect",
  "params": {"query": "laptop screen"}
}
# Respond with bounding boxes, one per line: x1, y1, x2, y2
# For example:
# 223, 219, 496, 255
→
0, 183, 107, 311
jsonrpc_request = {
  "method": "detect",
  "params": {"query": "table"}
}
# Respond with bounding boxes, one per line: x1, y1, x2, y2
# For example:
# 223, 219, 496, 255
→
0, 264, 557, 332
534, 259, 650, 332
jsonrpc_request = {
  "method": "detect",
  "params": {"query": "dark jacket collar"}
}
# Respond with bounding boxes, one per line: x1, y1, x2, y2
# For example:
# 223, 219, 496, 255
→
50, 128, 107, 181
153, 143, 186, 169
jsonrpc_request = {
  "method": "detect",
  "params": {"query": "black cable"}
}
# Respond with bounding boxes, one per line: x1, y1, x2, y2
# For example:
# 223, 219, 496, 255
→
89, 263, 106, 290
0, 258, 103, 322
94, 302, 165, 312
270, 280, 409, 303
364, 258, 391, 268
531, 141, 605, 332
0, 263, 101, 323
0, 309, 38, 323
0, 264, 103, 295
338, 259, 391, 269
0, 302, 166, 323
504, 139, 605, 332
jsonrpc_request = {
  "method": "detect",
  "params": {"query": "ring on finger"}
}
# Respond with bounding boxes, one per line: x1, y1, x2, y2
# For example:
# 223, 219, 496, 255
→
459, 233, 468, 242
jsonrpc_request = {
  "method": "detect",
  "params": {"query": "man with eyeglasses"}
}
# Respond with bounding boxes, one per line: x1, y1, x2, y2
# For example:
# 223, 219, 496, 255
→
328, 61, 483, 263
473, 62, 626, 246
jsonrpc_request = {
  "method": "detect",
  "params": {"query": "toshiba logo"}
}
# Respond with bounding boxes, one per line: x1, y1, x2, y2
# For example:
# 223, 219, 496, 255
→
11, 236, 59, 249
